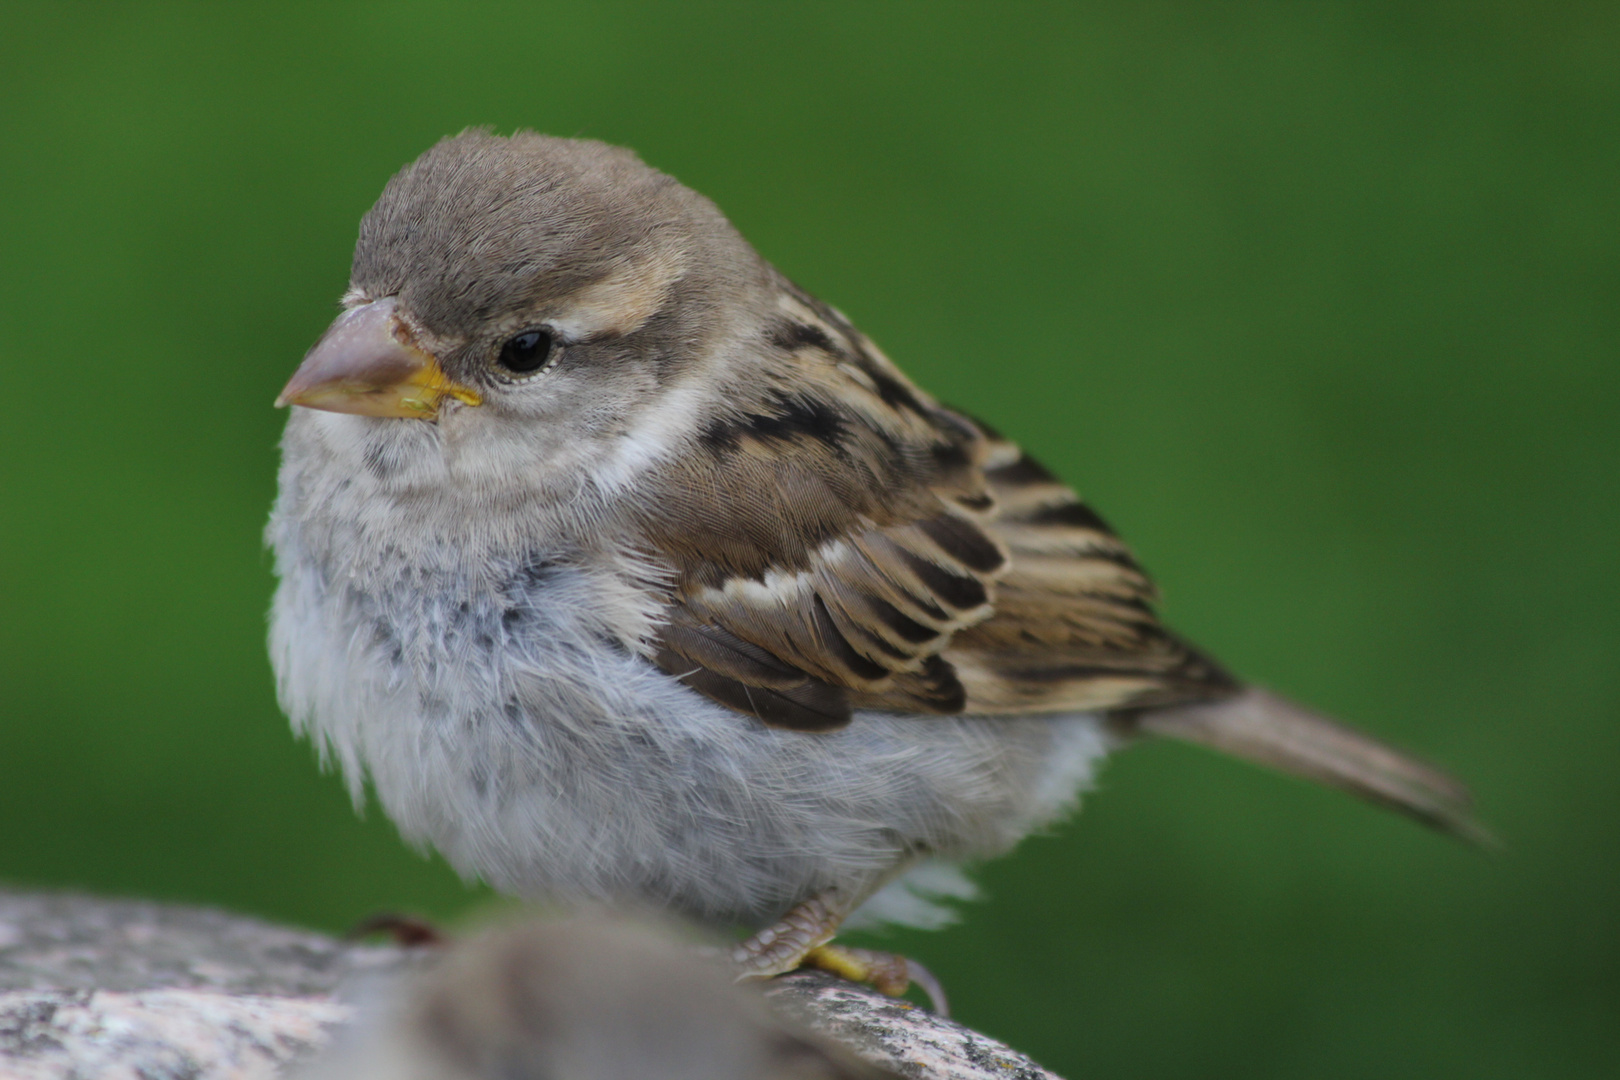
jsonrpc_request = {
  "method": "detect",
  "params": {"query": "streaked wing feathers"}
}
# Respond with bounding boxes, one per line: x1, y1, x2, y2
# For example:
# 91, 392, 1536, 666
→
643, 288, 1233, 728
946, 432, 1236, 712
654, 614, 852, 732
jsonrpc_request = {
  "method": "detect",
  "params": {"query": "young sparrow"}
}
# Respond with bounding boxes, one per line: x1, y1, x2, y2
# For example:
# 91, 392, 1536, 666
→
268, 131, 1479, 988
301, 914, 893, 1080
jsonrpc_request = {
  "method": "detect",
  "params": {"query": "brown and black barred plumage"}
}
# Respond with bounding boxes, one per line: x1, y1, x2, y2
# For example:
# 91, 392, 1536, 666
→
622, 272, 1478, 838
642, 282, 1233, 727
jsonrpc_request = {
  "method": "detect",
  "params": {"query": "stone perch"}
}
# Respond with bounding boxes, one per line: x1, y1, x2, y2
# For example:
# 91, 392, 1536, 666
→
0, 890, 1061, 1080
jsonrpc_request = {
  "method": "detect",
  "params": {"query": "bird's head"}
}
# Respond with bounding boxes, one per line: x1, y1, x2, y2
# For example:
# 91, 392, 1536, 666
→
276, 131, 771, 497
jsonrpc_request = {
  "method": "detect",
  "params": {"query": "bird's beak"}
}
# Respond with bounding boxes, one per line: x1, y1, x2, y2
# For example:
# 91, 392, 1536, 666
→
275, 297, 482, 419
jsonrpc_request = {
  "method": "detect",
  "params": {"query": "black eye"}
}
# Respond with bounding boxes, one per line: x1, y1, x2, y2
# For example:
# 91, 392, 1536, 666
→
496, 329, 555, 374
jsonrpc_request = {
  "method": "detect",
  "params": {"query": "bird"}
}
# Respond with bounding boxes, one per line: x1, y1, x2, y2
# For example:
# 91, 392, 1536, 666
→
268, 129, 1480, 998
299, 913, 895, 1080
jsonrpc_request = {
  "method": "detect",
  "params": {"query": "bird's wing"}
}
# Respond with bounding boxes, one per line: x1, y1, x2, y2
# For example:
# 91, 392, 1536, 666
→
633, 291, 1234, 730
944, 422, 1235, 713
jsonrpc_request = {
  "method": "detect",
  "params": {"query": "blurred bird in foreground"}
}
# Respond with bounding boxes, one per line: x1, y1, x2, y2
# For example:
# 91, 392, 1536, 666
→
269, 131, 1482, 1000
302, 915, 893, 1080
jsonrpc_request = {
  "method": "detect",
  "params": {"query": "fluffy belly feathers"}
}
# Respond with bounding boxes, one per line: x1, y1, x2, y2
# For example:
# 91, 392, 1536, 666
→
269, 549, 1110, 928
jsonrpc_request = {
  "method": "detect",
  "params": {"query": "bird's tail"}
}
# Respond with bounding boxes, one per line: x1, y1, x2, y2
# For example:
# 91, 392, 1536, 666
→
1119, 686, 1491, 845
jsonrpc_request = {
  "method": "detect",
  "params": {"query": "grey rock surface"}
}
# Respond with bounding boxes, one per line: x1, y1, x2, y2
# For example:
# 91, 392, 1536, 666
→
0, 988, 349, 1080
765, 973, 1059, 1080
0, 889, 1060, 1080
0, 890, 407, 996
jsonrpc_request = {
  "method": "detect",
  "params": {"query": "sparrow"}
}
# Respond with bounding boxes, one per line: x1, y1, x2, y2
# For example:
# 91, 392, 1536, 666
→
300, 913, 894, 1080
268, 130, 1480, 994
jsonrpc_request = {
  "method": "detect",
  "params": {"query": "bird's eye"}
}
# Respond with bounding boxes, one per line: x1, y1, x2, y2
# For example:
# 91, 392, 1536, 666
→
496, 329, 556, 375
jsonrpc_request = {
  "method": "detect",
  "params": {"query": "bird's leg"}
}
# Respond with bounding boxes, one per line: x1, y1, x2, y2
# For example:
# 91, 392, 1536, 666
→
731, 891, 951, 1015
730, 893, 847, 980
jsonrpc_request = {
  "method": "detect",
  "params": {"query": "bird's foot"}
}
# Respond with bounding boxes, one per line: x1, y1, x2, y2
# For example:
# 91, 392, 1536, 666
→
345, 912, 448, 947
730, 895, 949, 1015
803, 943, 949, 1016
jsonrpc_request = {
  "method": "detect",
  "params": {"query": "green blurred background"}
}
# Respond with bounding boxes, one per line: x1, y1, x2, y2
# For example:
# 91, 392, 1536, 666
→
2, 3, 1615, 1076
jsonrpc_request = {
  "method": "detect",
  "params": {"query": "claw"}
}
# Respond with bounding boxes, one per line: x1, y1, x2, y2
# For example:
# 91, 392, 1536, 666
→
803, 944, 950, 1016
